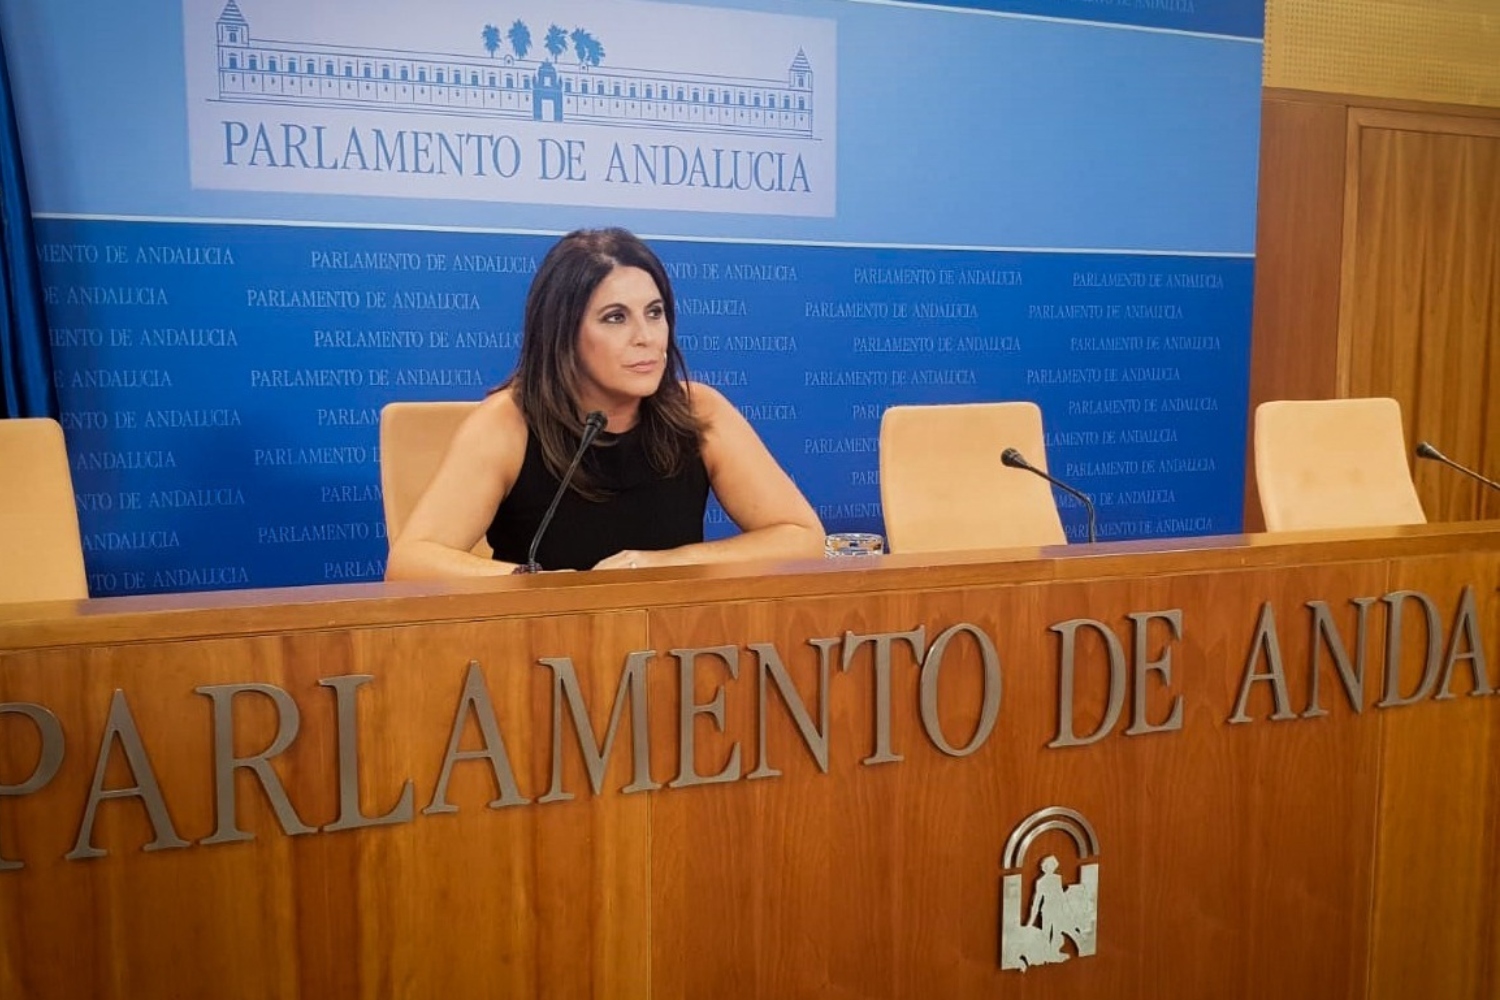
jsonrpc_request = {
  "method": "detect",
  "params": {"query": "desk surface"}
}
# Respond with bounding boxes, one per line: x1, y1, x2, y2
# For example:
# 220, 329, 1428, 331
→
3, 520, 1494, 648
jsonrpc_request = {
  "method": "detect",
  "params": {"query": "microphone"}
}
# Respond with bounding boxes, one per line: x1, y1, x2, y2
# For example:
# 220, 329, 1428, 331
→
1002, 447, 1097, 544
513, 410, 608, 574
1415, 440, 1500, 492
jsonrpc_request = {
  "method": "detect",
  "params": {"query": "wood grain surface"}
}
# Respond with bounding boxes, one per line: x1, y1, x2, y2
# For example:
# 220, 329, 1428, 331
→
1, 525, 1497, 998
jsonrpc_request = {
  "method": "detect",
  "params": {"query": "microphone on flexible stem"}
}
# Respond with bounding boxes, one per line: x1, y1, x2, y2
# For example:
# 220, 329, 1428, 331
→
1414, 440, 1500, 492
513, 410, 608, 574
1001, 447, 1098, 544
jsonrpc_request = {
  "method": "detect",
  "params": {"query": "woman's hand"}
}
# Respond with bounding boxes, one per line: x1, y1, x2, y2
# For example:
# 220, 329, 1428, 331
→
593, 549, 659, 571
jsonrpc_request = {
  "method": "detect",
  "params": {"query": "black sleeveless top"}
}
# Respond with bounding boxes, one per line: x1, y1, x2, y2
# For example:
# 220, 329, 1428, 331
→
488, 424, 710, 571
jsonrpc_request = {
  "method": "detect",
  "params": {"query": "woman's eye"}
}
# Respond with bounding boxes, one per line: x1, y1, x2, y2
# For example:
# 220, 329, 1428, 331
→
646, 305, 664, 319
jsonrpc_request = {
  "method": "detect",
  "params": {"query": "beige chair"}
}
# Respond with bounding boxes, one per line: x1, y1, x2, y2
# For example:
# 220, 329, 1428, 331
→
1254, 397, 1426, 531
379, 401, 492, 558
879, 402, 1067, 554
0, 417, 88, 602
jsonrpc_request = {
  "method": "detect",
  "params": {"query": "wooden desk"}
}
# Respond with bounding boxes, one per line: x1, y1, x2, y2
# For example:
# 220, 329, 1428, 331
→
1, 524, 1497, 999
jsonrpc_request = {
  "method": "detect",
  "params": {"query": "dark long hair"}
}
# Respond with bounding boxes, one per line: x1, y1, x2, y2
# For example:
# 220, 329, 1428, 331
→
508, 228, 700, 497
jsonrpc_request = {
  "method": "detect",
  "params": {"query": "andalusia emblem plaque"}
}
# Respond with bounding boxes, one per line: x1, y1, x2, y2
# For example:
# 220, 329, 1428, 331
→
999, 807, 1099, 972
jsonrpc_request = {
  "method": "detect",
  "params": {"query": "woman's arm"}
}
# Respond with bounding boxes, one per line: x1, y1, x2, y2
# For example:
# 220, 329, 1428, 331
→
385, 392, 528, 580
593, 383, 825, 570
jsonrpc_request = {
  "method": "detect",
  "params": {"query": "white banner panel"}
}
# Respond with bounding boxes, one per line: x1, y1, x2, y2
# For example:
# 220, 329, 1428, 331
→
183, 0, 837, 216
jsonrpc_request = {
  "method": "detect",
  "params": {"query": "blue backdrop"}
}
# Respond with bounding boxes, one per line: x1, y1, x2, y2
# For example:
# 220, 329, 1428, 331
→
3, 0, 1264, 594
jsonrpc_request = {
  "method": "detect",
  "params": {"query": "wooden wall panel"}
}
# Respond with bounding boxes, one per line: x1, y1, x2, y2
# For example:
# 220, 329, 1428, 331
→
1245, 95, 1350, 530
1341, 111, 1500, 522
1249, 91, 1500, 528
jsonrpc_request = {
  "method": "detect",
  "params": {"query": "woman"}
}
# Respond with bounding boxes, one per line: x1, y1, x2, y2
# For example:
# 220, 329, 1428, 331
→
385, 227, 825, 578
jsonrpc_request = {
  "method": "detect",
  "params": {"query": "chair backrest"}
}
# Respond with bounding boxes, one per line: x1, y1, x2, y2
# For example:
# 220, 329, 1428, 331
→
879, 402, 1067, 554
0, 418, 88, 602
1254, 397, 1426, 531
379, 401, 491, 558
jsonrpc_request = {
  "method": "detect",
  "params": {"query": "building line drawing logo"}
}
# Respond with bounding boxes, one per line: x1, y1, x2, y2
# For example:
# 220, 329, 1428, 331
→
212, 0, 816, 140
999, 806, 1099, 972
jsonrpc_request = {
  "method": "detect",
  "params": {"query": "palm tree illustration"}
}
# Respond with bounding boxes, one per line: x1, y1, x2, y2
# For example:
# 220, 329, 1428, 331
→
481, 24, 501, 58
543, 24, 568, 64
507, 19, 531, 61
569, 28, 605, 68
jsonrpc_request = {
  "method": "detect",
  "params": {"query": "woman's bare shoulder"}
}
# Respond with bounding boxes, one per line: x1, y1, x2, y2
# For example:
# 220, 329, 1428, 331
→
685, 381, 733, 422
470, 388, 526, 430
450, 388, 528, 460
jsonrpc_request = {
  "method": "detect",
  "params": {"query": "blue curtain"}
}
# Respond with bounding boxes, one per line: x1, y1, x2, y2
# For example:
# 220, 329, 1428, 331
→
0, 31, 56, 420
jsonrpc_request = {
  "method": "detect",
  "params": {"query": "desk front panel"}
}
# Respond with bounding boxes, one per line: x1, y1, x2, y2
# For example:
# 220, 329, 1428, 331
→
0, 529, 1496, 999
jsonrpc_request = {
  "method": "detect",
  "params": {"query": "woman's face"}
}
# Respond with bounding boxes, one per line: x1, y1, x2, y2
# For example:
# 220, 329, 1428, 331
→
573, 265, 670, 419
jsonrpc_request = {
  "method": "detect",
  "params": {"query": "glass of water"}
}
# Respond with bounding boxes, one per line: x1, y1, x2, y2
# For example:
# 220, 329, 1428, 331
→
824, 532, 886, 558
